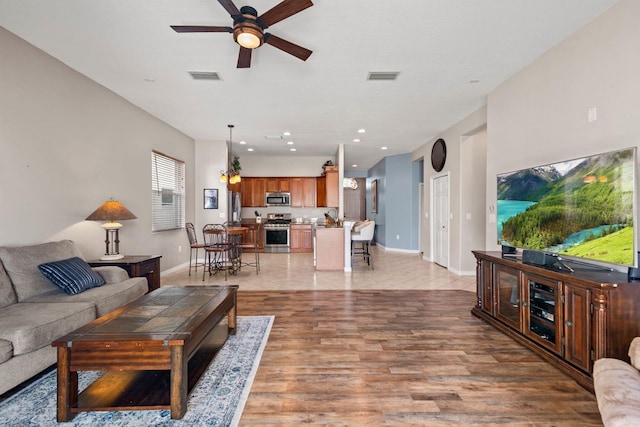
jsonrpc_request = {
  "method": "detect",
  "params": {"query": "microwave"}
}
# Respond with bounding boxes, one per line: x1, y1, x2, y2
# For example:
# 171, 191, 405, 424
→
265, 192, 291, 206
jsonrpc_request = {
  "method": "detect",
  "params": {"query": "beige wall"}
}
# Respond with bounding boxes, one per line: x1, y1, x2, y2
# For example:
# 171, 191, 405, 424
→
487, 0, 640, 262
0, 28, 195, 270
412, 107, 488, 275
414, 0, 639, 275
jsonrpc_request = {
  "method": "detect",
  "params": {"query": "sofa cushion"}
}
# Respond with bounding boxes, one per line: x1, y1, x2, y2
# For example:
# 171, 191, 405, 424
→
0, 260, 17, 309
0, 339, 12, 364
0, 240, 84, 301
0, 302, 95, 355
38, 257, 105, 295
92, 266, 131, 284
25, 277, 147, 317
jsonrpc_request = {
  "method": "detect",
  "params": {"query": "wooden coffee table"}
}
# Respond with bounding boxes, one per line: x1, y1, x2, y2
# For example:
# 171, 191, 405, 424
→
52, 286, 237, 421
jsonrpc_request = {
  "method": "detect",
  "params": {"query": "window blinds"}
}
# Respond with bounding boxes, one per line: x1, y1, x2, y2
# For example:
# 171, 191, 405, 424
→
151, 151, 185, 231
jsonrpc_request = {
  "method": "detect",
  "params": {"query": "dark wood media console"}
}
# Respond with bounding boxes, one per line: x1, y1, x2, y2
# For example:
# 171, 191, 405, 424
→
471, 250, 640, 392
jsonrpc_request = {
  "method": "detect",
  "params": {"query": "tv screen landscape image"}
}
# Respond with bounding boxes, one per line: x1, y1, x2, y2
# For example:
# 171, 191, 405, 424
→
497, 148, 636, 266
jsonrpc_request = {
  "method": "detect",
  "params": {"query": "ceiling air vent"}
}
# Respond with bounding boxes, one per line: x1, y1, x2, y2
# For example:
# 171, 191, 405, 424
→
188, 71, 222, 81
367, 71, 400, 81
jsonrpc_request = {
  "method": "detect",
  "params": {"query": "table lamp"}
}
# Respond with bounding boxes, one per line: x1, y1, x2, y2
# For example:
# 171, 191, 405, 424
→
86, 198, 137, 260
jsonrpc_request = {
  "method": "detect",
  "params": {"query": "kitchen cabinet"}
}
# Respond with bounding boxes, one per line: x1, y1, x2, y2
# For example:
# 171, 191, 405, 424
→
290, 178, 316, 208
290, 224, 313, 253
241, 178, 266, 207
472, 250, 640, 392
316, 176, 326, 207
265, 178, 290, 193
325, 169, 339, 208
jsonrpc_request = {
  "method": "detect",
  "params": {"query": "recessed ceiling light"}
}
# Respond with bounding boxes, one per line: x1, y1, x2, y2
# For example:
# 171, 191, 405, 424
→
283, 131, 291, 136
381, 146, 388, 150
353, 139, 360, 143
352, 164, 358, 168
239, 140, 247, 145
247, 148, 254, 152
287, 141, 294, 145
290, 148, 296, 152
357, 129, 366, 133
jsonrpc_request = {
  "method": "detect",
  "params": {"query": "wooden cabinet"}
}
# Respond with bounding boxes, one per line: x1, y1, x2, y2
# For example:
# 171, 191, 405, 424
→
316, 176, 326, 207
88, 255, 161, 293
265, 178, 290, 193
325, 169, 339, 208
240, 178, 266, 207
493, 263, 521, 331
563, 283, 591, 371
472, 251, 640, 392
290, 178, 316, 208
290, 224, 313, 253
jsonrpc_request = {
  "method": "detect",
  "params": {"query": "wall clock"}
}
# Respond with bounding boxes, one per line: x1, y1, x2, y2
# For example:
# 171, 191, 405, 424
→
431, 138, 447, 172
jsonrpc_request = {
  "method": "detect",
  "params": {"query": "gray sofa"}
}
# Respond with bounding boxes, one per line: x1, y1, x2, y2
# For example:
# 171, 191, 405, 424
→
593, 337, 640, 426
0, 240, 148, 395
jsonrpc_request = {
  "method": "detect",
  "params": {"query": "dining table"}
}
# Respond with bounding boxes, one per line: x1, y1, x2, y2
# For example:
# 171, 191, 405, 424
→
203, 226, 247, 279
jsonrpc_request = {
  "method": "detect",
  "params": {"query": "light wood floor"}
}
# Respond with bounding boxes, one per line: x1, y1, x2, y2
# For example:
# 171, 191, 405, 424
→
163, 247, 602, 426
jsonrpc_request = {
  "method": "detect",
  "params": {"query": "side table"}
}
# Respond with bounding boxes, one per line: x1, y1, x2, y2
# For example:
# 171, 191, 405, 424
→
88, 255, 162, 292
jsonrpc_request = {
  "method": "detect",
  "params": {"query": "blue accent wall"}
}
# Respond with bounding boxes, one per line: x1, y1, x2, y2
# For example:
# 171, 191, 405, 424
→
367, 154, 421, 250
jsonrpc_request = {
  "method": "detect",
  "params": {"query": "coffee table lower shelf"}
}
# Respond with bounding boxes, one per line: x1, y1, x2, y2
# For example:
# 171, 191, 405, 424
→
71, 320, 229, 415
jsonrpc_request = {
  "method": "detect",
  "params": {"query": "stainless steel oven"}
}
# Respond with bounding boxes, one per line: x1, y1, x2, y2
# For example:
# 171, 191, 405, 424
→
264, 213, 291, 253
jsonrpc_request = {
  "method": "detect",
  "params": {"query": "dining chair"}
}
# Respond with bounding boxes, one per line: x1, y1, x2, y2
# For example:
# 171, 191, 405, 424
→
185, 222, 206, 276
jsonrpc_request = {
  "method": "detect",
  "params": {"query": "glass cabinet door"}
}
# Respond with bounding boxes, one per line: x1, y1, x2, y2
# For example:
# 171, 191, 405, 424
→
494, 264, 521, 330
523, 274, 563, 354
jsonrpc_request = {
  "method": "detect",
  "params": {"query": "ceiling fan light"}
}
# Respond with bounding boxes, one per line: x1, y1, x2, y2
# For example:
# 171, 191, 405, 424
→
237, 31, 261, 49
234, 24, 262, 49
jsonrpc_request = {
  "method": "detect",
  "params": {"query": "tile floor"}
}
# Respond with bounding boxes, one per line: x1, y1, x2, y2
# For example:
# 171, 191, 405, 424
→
161, 245, 477, 292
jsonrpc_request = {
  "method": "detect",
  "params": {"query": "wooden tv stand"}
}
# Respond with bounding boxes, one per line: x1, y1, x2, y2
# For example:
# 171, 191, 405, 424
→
471, 250, 640, 392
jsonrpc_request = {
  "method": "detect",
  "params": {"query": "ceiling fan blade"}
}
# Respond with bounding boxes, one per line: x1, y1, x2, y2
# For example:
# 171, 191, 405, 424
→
237, 47, 252, 68
171, 25, 232, 33
218, 0, 241, 16
259, 0, 313, 27
264, 33, 312, 61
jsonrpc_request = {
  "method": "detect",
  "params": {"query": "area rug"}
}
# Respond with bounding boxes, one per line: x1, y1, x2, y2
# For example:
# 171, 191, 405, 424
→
0, 315, 274, 427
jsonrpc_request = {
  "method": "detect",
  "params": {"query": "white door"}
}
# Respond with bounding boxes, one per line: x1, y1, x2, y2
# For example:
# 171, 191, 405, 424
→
433, 175, 449, 267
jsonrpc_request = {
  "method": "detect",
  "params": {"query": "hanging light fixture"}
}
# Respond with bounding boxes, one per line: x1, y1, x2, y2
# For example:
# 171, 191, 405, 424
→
220, 124, 241, 184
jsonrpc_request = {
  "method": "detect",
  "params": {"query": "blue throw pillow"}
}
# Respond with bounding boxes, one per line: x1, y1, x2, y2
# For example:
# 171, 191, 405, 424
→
38, 257, 105, 295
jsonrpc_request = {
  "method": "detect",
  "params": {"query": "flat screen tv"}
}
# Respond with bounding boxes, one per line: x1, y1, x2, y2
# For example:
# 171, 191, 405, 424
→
497, 147, 636, 267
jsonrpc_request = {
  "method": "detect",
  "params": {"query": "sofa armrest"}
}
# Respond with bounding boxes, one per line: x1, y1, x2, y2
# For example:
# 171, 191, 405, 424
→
628, 337, 640, 370
92, 266, 130, 284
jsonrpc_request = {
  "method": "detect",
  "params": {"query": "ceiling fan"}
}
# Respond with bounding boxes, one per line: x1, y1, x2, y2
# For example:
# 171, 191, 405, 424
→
171, 0, 313, 68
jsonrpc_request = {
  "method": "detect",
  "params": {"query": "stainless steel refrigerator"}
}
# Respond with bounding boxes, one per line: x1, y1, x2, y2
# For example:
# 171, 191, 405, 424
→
228, 191, 242, 225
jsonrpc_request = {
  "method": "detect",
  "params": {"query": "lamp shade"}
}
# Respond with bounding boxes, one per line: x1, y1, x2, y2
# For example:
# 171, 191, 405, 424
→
86, 198, 137, 222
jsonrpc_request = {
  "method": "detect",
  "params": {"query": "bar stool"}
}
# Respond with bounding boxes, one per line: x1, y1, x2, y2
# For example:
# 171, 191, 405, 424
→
185, 222, 206, 276
239, 223, 262, 274
351, 220, 375, 268
202, 224, 232, 281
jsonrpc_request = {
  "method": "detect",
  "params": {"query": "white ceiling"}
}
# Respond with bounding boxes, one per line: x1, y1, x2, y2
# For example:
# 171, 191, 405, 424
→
0, 0, 619, 172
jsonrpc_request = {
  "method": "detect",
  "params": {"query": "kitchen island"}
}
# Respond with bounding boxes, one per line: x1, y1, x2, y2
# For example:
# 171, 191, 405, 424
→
313, 220, 355, 271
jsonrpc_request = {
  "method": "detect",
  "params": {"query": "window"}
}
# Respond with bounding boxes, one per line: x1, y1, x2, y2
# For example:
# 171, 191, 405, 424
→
152, 150, 185, 231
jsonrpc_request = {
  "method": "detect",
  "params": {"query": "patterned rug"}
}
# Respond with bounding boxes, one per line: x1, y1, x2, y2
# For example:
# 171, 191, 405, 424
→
0, 316, 273, 427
